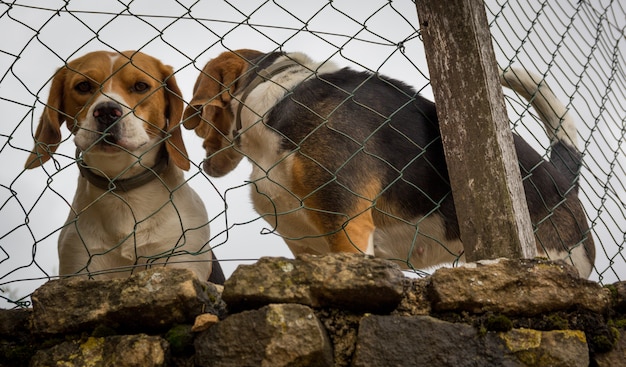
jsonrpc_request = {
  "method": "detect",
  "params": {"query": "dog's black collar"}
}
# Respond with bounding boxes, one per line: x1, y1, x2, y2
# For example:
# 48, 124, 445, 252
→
76, 147, 169, 192
233, 59, 301, 138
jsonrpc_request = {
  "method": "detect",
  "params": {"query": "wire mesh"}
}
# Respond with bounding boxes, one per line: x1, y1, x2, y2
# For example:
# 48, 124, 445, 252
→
0, 0, 624, 309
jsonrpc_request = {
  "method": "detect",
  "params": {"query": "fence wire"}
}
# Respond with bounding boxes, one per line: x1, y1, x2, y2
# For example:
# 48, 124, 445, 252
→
0, 0, 624, 308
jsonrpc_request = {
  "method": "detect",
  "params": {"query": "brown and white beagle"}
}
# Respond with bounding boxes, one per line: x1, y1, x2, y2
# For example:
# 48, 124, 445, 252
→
183, 49, 595, 278
25, 50, 224, 283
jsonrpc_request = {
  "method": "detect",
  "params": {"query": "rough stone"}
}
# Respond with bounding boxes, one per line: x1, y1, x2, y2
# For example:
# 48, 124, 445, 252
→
31, 268, 226, 335
5, 255, 620, 366
30, 334, 169, 367
316, 309, 363, 367
430, 258, 610, 315
195, 303, 333, 367
223, 253, 404, 313
594, 328, 626, 367
191, 313, 219, 332
353, 315, 482, 367
499, 328, 589, 366
352, 315, 589, 367
392, 277, 431, 316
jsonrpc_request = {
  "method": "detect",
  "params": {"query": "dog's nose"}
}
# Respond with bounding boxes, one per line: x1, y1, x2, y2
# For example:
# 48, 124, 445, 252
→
93, 102, 123, 127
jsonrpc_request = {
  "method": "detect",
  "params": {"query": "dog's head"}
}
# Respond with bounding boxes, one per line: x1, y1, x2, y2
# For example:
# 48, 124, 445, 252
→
183, 49, 264, 177
25, 50, 190, 171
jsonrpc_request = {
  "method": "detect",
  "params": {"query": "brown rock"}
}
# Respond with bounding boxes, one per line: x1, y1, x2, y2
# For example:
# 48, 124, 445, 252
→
429, 258, 610, 315
195, 303, 333, 367
392, 277, 431, 316
31, 268, 225, 335
223, 253, 404, 313
499, 328, 589, 367
30, 334, 169, 367
316, 309, 362, 367
191, 313, 219, 332
352, 315, 589, 367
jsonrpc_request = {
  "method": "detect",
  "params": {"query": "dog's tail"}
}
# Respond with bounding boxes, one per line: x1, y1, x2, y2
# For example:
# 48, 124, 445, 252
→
500, 67, 582, 190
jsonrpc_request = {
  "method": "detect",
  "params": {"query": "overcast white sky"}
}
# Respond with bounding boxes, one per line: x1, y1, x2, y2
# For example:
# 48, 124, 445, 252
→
1, 0, 624, 308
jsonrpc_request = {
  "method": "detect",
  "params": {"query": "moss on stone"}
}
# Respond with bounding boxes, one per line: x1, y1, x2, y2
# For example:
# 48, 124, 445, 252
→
543, 314, 569, 330
591, 334, 615, 353
604, 284, 618, 303
91, 324, 116, 338
500, 328, 542, 352
613, 318, 626, 329
477, 325, 488, 337
165, 324, 194, 355
485, 314, 513, 332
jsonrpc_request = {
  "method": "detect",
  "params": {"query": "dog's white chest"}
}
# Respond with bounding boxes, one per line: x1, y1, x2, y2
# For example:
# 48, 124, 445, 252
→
66, 192, 157, 259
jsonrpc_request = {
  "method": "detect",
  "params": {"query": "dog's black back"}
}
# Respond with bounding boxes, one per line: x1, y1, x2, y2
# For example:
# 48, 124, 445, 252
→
261, 62, 593, 261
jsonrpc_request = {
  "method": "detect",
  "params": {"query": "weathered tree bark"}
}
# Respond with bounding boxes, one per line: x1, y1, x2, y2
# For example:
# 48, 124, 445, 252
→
414, 0, 536, 261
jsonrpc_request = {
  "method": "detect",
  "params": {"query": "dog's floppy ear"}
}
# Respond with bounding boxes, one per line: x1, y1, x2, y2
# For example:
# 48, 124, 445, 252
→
25, 67, 68, 169
161, 65, 190, 171
183, 49, 263, 131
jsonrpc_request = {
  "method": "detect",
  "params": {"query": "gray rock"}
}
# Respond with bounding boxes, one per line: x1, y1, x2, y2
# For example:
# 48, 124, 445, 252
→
223, 253, 404, 313
353, 315, 483, 367
429, 258, 610, 315
31, 268, 225, 335
352, 315, 589, 367
30, 334, 169, 367
195, 303, 333, 367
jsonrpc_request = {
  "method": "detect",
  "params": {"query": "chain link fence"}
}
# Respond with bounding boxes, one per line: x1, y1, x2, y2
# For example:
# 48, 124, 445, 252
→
1, 0, 624, 308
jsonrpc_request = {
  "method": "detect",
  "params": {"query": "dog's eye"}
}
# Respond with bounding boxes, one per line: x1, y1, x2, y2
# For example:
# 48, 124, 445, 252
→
74, 81, 92, 94
132, 82, 150, 93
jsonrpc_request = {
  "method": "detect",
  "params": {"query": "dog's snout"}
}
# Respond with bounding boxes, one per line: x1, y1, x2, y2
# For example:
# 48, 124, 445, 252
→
93, 102, 123, 127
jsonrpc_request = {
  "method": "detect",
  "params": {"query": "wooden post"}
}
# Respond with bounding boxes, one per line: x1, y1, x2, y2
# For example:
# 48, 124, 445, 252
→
414, 0, 537, 261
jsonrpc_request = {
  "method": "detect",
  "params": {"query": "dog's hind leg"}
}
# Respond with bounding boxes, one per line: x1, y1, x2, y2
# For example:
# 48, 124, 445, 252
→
328, 209, 376, 255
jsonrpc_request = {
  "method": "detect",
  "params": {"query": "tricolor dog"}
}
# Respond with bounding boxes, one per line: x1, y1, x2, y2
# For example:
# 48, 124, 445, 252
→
183, 49, 595, 278
25, 50, 224, 283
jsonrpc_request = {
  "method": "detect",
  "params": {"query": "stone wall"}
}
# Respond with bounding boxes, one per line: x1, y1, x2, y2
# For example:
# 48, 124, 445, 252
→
1, 254, 625, 366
